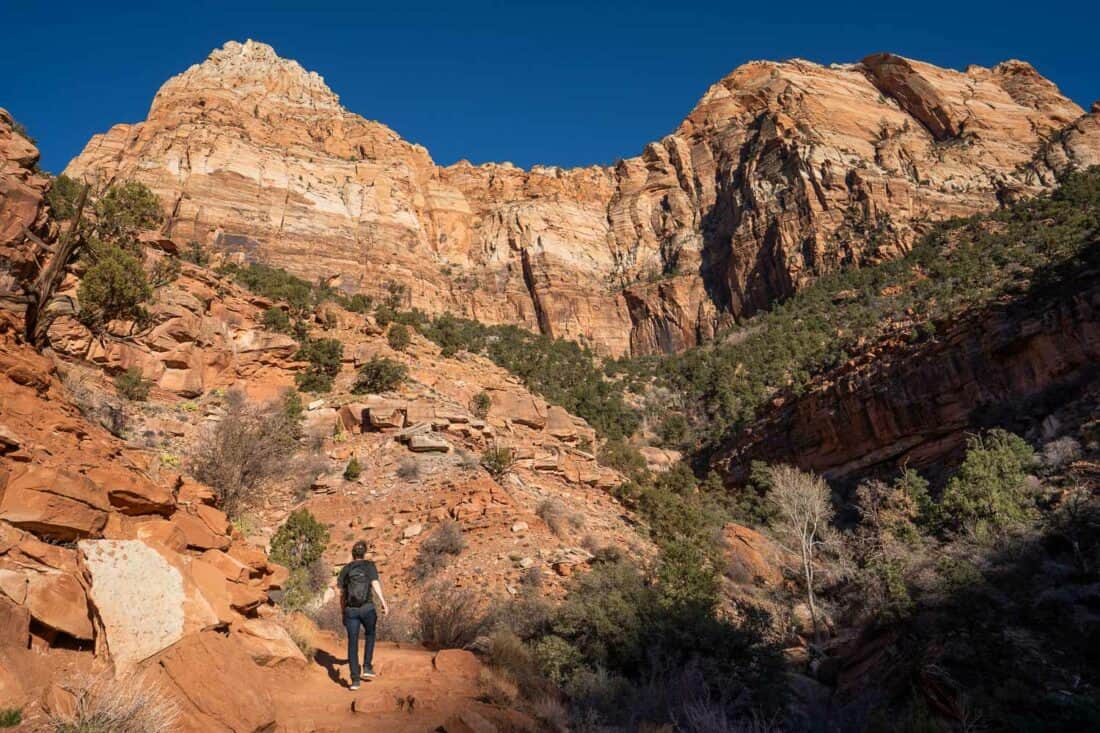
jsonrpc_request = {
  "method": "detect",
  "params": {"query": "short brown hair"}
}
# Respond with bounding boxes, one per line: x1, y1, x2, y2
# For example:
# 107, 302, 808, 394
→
352, 541, 367, 559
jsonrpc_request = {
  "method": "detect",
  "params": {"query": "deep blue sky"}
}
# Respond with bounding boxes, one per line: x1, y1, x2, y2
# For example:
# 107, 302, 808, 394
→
3, 1, 1096, 174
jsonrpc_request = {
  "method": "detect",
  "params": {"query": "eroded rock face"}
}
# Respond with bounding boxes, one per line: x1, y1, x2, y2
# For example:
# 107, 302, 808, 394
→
717, 270, 1100, 483
65, 41, 1100, 356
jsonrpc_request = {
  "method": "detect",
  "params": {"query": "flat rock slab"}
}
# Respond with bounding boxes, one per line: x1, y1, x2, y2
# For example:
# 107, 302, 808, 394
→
408, 434, 451, 453
80, 539, 217, 669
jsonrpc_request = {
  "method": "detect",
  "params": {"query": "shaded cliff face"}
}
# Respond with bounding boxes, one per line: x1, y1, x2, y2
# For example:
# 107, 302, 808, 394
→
715, 262, 1100, 484
65, 40, 1096, 356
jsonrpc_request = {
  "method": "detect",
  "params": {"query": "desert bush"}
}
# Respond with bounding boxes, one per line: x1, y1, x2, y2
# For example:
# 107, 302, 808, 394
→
531, 696, 571, 733
341, 293, 372, 313
418, 584, 494, 649
92, 181, 163, 243
939, 429, 1037, 534
188, 391, 300, 516
413, 520, 466, 581
262, 306, 292, 333
352, 356, 407, 394
537, 498, 581, 537
48, 174, 81, 220
223, 262, 315, 314
597, 438, 648, 481
520, 566, 545, 589
50, 671, 179, 733
0, 708, 21, 727
397, 457, 421, 481
376, 602, 420, 643
309, 596, 344, 634
625, 168, 1100, 454
478, 666, 519, 706
1042, 436, 1082, 470
282, 616, 315, 660
344, 456, 361, 481
78, 241, 152, 328
113, 367, 150, 401
273, 534, 330, 610
294, 337, 343, 394
387, 323, 411, 351
180, 240, 209, 266
418, 314, 640, 440
471, 391, 492, 418
481, 443, 514, 478
270, 509, 329, 571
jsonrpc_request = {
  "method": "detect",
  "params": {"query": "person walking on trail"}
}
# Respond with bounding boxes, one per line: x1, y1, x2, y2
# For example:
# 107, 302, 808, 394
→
338, 540, 389, 690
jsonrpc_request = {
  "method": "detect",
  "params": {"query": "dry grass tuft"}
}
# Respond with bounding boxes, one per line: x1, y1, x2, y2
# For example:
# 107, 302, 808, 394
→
51, 671, 180, 733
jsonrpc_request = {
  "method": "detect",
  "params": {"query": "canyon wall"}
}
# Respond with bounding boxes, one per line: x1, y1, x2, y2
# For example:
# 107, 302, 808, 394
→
714, 262, 1100, 484
66, 40, 1098, 356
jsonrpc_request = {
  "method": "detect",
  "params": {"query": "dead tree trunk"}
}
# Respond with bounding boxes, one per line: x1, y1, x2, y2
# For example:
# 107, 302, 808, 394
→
26, 182, 89, 346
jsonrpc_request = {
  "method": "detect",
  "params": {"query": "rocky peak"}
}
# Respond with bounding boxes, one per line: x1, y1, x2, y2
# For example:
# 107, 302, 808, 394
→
65, 44, 1099, 357
151, 39, 342, 116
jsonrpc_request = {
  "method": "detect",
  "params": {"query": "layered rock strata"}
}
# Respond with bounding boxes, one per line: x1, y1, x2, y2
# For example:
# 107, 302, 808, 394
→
66, 41, 1100, 356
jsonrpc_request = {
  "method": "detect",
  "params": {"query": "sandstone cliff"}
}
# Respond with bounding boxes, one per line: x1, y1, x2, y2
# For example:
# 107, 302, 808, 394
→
65, 41, 1100, 356
714, 252, 1100, 484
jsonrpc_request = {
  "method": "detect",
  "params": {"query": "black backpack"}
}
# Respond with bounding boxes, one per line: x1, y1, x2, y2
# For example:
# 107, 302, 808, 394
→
345, 562, 372, 607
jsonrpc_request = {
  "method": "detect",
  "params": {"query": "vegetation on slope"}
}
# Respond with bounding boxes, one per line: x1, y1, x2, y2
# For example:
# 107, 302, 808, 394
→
611, 167, 1100, 455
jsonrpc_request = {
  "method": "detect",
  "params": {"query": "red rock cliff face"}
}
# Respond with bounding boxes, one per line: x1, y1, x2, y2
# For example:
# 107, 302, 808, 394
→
65, 41, 1099, 356
714, 266, 1100, 484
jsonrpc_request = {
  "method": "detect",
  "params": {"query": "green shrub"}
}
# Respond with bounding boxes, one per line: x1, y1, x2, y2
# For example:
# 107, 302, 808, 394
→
294, 371, 332, 394
342, 293, 372, 313
181, 240, 210, 266
597, 438, 647, 481
481, 443, 514, 478
938, 429, 1037, 533
262, 307, 292, 333
625, 168, 1100, 455
417, 314, 639, 440
270, 509, 330, 571
10, 116, 34, 143
78, 241, 152, 328
344, 457, 361, 481
223, 262, 315, 314
93, 181, 163, 243
48, 174, 82, 220
282, 389, 304, 424
294, 337, 343, 394
471, 391, 491, 419
352, 356, 407, 394
0, 708, 21, 727
113, 367, 151, 401
387, 323, 411, 351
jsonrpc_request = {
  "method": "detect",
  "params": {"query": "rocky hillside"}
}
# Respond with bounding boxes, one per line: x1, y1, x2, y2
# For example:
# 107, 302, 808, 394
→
65, 40, 1100, 357
1, 108, 649, 731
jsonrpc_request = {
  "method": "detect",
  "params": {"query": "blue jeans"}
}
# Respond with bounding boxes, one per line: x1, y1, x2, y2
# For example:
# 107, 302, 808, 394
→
343, 604, 377, 681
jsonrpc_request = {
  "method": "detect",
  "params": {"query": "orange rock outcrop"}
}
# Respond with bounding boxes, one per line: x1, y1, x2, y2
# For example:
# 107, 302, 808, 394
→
66, 41, 1100, 356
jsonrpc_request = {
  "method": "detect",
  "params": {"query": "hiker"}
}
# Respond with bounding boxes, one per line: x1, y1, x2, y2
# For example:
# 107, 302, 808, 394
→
337, 540, 389, 690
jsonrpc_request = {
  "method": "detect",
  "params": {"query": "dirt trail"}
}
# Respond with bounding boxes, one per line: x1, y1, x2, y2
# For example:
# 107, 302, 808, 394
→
267, 633, 509, 732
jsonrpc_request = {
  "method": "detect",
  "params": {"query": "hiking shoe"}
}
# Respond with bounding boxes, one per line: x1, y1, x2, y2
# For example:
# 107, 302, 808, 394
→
349, 680, 361, 691
362, 668, 377, 679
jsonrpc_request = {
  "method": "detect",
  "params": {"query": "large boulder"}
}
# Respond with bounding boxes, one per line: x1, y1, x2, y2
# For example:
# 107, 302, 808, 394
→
79, 539, 220, 668
153, 630, 277, 733
231, 618, 307, 667
85, 466, 176, 516
0, 464, 110, 539
20, 568, 94, 640
722, 523, 786, 587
